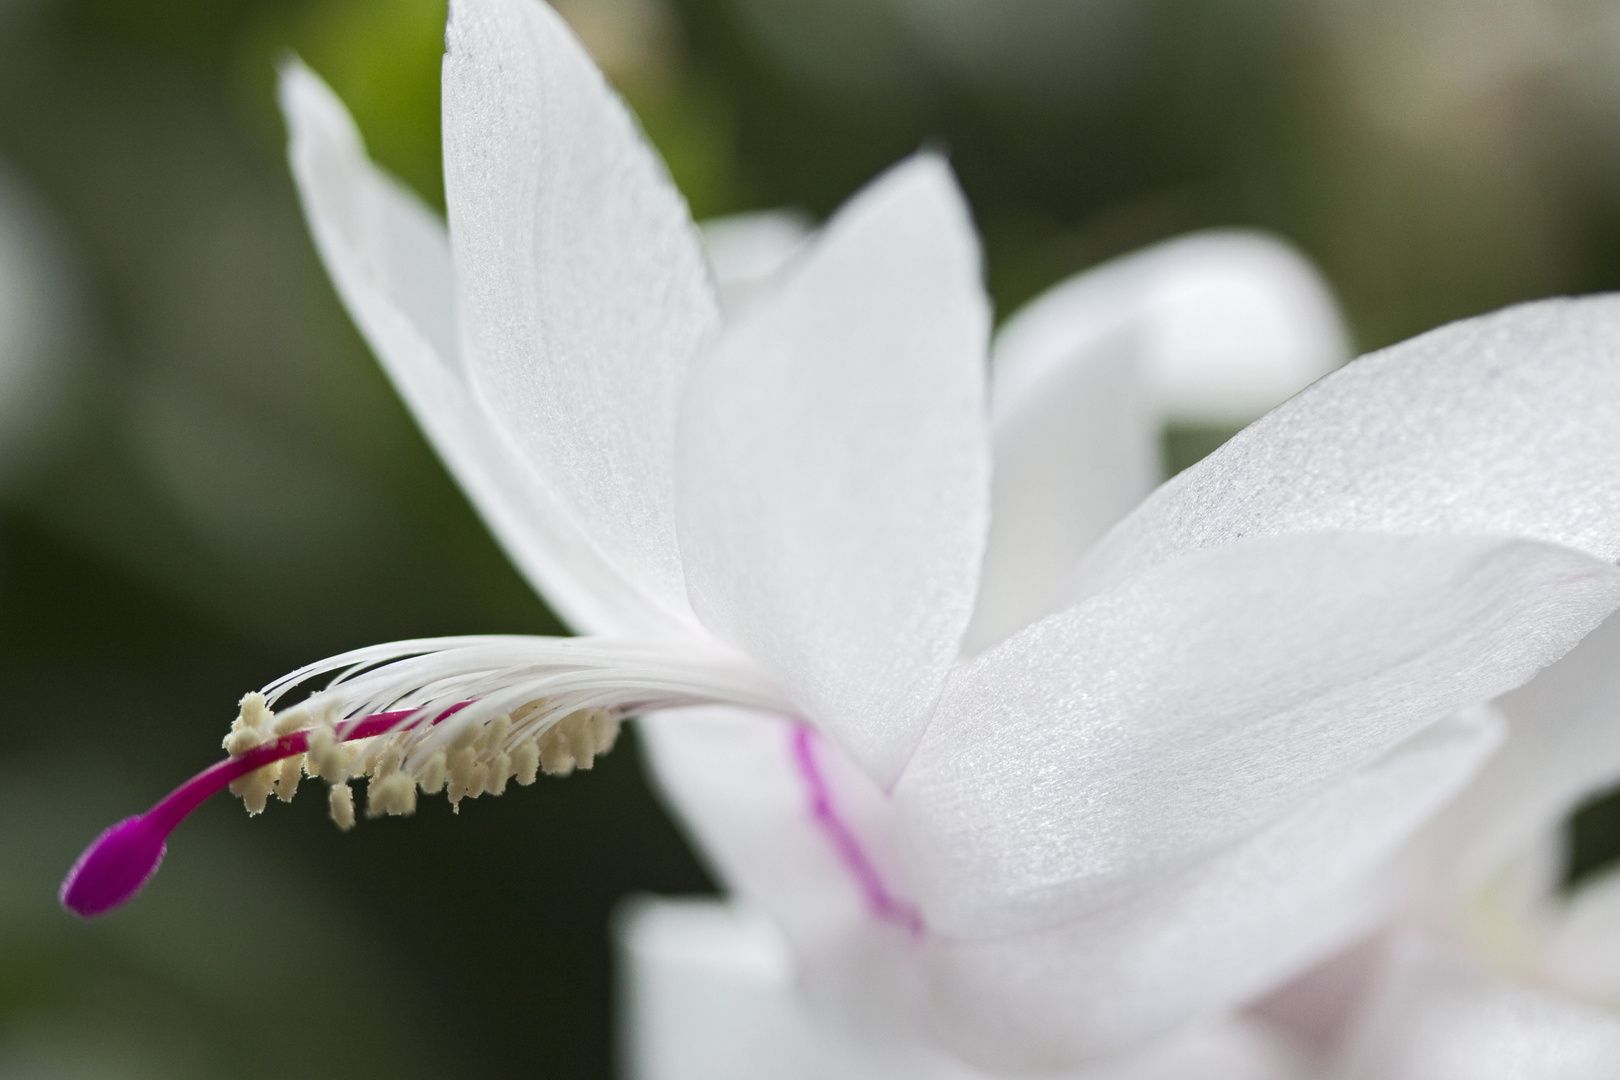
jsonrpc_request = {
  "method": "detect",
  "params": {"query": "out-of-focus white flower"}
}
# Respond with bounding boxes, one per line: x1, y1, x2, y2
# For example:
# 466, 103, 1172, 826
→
63, 1, 1620, 1077
1305, 610, 1620, 1079
0, 161, 82, 496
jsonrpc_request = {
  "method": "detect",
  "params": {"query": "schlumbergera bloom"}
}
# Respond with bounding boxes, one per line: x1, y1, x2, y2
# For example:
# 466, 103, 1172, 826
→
59, 0, 1620, 1074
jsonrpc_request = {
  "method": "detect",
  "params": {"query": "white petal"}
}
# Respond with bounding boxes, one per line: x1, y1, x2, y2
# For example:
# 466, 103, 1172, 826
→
897, 532, 1620, 940
1432, 609, 1620, 891
699, 210, 813, 318
969, 230, 1347, 651
638, 707, 913, 951
1065, 1020, 1310, 1080
1134, 231, 1348, 424
616, 896, 830, 1080
675, 156, 992, 785
639, 710, 951, 1079
1335, 936, 1620, 1080
613, 896, 1306, 1080
280, 61, 681, 636
967, 262, 1156, 652
990, 229, 1348, 428
1074, 296, 1620, 601
915, 709, 1502, 1069
443, 0, 719, 627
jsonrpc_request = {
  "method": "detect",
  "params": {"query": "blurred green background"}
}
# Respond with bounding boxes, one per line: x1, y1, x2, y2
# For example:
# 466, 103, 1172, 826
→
5, 0, 1620, 1076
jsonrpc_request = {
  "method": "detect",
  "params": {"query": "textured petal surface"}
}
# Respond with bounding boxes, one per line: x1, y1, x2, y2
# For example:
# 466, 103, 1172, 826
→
443, 0, 719, 627
917, 709, 1502, 1069
897, 532, 1620, 940
989, 229, 1348, 427
675, 157, 992, 784
280, 62, 678, 636
1073, 296, 1620, 601
1334, 937, 1620, 1080
699, 210, 812, 318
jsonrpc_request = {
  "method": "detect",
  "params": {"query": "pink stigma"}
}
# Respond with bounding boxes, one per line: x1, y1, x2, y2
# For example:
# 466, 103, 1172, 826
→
60, 702, 468, 918
59, 815, 169, 918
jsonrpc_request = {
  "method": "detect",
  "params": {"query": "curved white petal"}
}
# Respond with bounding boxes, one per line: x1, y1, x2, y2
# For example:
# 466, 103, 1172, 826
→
1335, 936, 1620, 1080
1135, 231, 1348, 424
616, 896, 830, 1080
991, 229, 1348, 429
916, 709, 1502, 1070
897, 532, 1620, 941
443, 0, 719, 628
1430, 609, 1620, 891
969, 267, 1155, 652
639, 711, 934, 1080
1074, 296, 1620, 601
699, 210, 813, 318
675, 156, 992, 785
969, 230, 1347, 652
614, 899, 1306, 1080
279, 61, 681, 636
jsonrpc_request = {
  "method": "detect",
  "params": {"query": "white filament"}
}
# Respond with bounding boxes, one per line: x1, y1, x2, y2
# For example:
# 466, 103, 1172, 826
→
258, 634, 794, 773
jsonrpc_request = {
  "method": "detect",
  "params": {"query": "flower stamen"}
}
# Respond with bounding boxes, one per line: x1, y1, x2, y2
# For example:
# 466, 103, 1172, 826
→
60, 635, 791, 918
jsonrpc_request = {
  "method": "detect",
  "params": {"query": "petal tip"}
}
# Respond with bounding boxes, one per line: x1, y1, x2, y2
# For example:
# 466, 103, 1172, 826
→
275, 54, 353, 148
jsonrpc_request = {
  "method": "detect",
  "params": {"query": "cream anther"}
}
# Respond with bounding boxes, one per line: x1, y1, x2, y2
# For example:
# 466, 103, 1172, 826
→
329, 782, 355, 830
229, 766, 276, 815
537, 708, 621, 777
273, 757, 301, 803
223, 693, 280, 811
489, 752, 512, 797
446, 747, 477, 810
272, 709, 308, 736
240, 692, 273, 729
413, 751, 448, 794
366, 772, 417, 817
478, 714, 513, 754
512, 740, 540, 786
306, 725, 351, 783
223, 692, 273, 757
376, 746, 404, 778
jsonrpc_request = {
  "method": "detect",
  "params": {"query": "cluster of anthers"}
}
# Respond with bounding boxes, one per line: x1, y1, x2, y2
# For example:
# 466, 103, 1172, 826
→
222, 691, 621, 830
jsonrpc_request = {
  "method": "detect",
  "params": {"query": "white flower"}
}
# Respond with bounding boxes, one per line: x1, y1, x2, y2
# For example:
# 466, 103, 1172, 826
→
60, 0, 1620, 1077
0, 160, 83, 496
1308, 609, 1620, 1079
